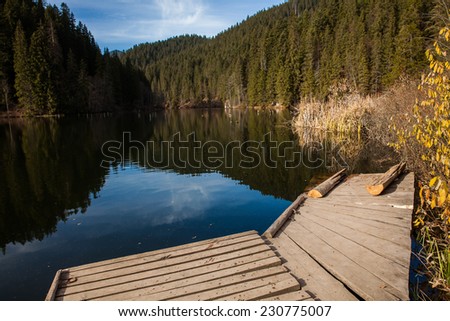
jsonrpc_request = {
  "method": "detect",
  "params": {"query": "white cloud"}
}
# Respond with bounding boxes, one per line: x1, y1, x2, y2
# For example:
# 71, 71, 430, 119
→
149, 0, 227, 40
62, 0, 227, 48
155, 0, 204, 24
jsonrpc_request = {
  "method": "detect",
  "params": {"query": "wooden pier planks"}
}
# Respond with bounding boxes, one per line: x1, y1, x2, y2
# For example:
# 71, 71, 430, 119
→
266, 232, 358, 301
269, 172, 414, 301
48, 231, 309, 301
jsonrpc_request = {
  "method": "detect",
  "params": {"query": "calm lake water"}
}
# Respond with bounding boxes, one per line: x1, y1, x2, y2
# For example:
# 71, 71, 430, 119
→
0, 109, 397, 300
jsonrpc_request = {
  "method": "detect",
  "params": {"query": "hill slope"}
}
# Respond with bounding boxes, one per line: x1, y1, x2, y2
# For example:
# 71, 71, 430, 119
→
123, 0, 435, 108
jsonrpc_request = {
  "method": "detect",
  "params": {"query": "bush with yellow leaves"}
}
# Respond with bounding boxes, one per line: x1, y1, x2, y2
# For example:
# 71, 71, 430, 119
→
408, 22, 450, 298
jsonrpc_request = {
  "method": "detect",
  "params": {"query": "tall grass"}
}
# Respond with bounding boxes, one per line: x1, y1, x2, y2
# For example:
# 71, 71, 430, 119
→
292, 93, 370, 135
292, 80, 419, 144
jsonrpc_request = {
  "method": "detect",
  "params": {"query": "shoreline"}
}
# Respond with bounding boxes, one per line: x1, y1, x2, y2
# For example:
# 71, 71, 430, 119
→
0, 103, 291, 119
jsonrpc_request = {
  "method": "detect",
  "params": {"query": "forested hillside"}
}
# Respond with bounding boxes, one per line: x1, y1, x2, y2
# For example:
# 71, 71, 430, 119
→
123, 0, 435, 108
0, 0, 151, 115
0, 0, 438, 113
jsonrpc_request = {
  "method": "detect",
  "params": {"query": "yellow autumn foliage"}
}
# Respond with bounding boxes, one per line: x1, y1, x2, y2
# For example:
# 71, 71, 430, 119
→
392, 14, 450, 297
410, 21, 450, 296
410, 20, 450, 215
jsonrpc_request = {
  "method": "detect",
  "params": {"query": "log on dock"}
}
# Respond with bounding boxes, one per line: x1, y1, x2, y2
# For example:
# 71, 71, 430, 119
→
366, 162, 406, 196
263, 194, 306, 238
307, 169, 347, 198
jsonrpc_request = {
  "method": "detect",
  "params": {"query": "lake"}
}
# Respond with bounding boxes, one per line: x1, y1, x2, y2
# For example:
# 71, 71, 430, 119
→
0, 109, 397, 300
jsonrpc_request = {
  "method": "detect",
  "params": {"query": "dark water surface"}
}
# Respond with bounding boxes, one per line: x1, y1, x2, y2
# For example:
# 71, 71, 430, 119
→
0, 109, 396, 300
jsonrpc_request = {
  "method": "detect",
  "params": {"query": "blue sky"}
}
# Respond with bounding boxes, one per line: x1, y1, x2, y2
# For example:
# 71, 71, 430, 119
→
47, 0, 285, 51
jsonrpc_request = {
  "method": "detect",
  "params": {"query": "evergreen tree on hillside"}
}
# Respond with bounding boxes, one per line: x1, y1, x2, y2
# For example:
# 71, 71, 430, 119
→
2, 1, 150, 114
0, 2, 10, 108
389, 0, 426, 81
123, 0, 434, 108
1, 0, 437, 112
28, 22, 59, 114
13, 22, 32, 112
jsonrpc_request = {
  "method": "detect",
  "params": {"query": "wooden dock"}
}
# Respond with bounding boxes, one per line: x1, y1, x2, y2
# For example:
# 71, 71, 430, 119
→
47, 172, 414, 301
266, 172, 414, 301
46, 231, 313, 301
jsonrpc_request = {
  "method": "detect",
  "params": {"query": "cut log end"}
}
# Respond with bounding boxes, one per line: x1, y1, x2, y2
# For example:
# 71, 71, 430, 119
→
366, 184, 384, 196
307, 190, 323, 199
365, 162, 406, 196
307, 169, 347, 199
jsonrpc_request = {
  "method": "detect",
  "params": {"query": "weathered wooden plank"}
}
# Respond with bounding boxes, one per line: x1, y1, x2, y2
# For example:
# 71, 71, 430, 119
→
59, 254, 281, 301
268, 233, 358, 301
259, 291, 314, 301
384, 183, 415, 195
120, 265, 288, 301
62, 233, 261, 279
285, 221, 407, 300
214, 277, 301, 301
300, 201, 412, 229
168, 274, 294, 301
60, 237, 266, 287
320, 195, 415, 207
323, 189, 414, 200
296, 207, 411, 249
172, 273, 298, 301
45, 269, 64, 301
67, 231, 259, 274
302, 195, 413, 221
263, 194, 306, 238
297, 211, 411, 268
315, 175, 415, 198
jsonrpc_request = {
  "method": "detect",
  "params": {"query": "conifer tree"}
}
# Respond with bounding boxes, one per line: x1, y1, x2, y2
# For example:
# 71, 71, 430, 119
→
390, 0, 424, 81
0, 4, 11, 110
13, 22, 33, 112
29, 22, 56, 114
356, 30, 370, 93
301, 22, 317, 99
